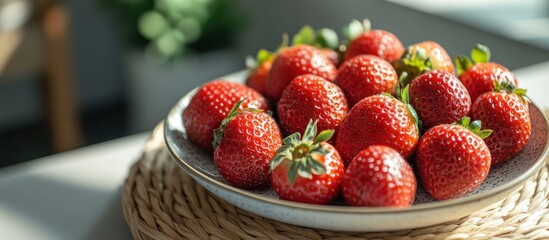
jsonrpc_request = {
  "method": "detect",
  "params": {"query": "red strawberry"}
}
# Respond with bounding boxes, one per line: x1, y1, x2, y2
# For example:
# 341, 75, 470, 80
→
471, 82, 531, 165
417, 117, 492, 200
334, 55, 398, 106
270, 120, 344, 204
213, 100, 282, 189
336, 94, 420, 165
393, 41, 455, 85
342, 145, 416, 207
277, 74, 349, 138
455, 44, 518, 102
459, 63, 517, 102
246, 49, 275, 95
343, 19, 404, 62
265, 45, 337, 101
246, 60, 271, 95
183, 81, 269, 151
291, 25, 342, 66
320, 48, 341, 67
409, 70, 471, 130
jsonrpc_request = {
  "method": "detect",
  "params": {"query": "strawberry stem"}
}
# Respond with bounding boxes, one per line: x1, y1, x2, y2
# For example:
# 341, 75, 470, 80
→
269, 120, 333, 185
246, 49, 275, 69
292, 25, 340, 50
455, 44, 491, 75
471, 44, 491, 64
316, 28, 339, 50
395, 46, 433, 86
454, 55, 473, 76
384, 87, 423, 132
395, 71, 408, 101
406, 103, 422, 132
493, 80, 529, 103
493, 79, 521, 93
212, 99, 263, 149
455, 117, 492, 139
342, 18, 371, 42
292, 25, 316, 46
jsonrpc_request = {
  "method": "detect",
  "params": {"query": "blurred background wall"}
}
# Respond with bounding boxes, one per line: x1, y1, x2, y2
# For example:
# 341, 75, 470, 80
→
1, 0, 548, 167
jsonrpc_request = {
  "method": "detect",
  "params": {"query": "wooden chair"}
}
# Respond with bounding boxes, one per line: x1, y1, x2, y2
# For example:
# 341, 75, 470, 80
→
0, 0, 82, 152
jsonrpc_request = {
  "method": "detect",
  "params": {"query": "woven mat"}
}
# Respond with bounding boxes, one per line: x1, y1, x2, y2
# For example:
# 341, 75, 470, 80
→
122, 123, 549, 240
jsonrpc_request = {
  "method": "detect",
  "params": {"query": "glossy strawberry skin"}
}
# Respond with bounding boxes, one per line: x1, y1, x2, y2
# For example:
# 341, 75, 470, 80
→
277, 75, 349, 137
471, 92, 531, 165
271, 142, 344, 204
345, 30, 405, 63
342, 145, 416, 207
336, 95, 419, 165
334, 55, 398, 106
459, 62, 518, 102
415, 41, 454, 74
183, 81, 269, 151
214, 112, 282, 189
265, 45, 337, 101
246, 60, 272, 95
394, 41, 455, 80
417, 124, 491, 200
319, 48, 341, 67
409, 70, 471, 130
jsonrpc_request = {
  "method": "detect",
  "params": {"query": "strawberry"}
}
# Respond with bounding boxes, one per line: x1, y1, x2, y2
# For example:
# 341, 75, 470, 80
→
471, 82, 531, 165
409, 70, 471, 130
336, 94, 420, 165
265, 45, 337, 101
320, 48, 340, 67
277, 74, 349, 138
213, 100, 282, 189
245, 49, 275, 95
334, 55, 398, 106
270, 120, 344, 204
183, 81, 269, 151
291, 25, 342, 66
393, 41, 455, 85
455, 44, 518, 102
417, 117, 492, 200
343, 19, 404, 63
342, 145, 416, 207
245, 36, 290, 95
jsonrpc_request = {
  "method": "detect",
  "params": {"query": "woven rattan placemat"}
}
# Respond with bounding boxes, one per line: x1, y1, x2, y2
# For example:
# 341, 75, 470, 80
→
122, 122, 549, 240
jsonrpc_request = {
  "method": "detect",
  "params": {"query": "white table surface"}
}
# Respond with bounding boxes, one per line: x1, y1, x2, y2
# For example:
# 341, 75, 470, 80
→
0, 62, 548, 240
0, 133, 149, 240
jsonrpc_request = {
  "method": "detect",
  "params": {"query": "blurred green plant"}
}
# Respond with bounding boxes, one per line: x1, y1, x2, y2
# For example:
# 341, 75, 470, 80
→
99, 0, 244, 60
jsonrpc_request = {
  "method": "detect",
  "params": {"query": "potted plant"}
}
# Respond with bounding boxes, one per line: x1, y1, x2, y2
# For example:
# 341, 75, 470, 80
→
99, 0, 244, 131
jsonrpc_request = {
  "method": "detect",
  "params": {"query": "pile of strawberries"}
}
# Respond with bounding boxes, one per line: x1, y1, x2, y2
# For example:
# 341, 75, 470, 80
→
182, 19, 532, 207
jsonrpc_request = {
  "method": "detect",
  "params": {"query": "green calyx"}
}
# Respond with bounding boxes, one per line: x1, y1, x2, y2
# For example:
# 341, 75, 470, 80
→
391, 75, 423, 132
245, 35, 288, 69
493, 80, 526, 95
292, 25, 340, 50
246, 23, 342, 69
455, 44, 491, 75
316, 28, 340, 50
245, 49, 275, 69
394, 73, 410, 104
396, 47, 433, 86
455, 117, 492, 139
269, 120, 334, 185
212, 99, 263, 149
342, 18, 371, 42
493, 80, 529, 103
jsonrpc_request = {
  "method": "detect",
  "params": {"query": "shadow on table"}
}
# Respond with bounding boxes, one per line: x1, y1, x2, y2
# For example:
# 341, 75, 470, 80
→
0, 175, 130, 240
83, 188, 130, 240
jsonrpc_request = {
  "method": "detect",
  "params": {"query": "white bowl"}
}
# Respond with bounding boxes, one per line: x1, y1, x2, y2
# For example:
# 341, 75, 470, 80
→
164, 70, 549, 232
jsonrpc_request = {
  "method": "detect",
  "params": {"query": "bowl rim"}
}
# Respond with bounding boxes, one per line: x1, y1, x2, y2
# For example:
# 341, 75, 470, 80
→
164, 78, 549, 215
